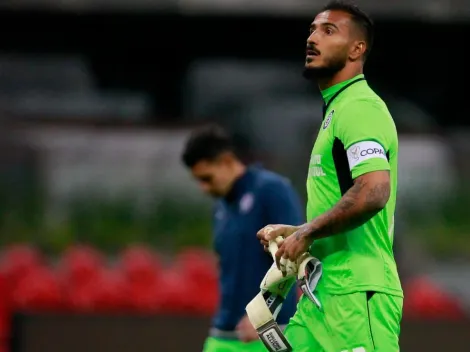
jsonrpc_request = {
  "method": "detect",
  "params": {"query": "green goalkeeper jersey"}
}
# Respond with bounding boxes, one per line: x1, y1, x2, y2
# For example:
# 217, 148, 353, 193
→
307, 74, 403, 297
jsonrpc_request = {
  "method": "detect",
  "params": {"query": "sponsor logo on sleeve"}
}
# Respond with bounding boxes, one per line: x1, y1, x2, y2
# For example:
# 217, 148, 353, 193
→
347, 141, 387, 170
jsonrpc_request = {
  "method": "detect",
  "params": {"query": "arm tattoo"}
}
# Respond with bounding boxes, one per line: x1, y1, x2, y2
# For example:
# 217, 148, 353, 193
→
366, 182, 390, 208
297, 175, 390, 241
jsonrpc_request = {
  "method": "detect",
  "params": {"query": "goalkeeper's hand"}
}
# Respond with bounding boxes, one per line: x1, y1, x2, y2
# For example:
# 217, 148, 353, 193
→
258, 223, 314, 272
236, 315, 260, 343
257, 224, 299, 251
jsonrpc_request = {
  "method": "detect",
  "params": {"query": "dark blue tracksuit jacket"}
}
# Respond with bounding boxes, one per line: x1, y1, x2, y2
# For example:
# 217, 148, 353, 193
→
212, 165, 304, 331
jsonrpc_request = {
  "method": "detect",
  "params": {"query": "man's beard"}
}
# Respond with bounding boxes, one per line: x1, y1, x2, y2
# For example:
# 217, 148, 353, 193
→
302, 56, 346, 81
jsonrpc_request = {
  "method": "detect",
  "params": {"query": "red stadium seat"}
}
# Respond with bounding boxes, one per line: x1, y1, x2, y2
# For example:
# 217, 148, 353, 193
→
0, 245, 44, 293
58, 245, 105, 312
157, 267, 194, 314
119, 245, 163, 284
0, 272, 9, 342
58, 244, 104, 286
404, 277, 467, 320
0, 244, 43, 271
175, 247, 218, 286
64, 281, 97, 312
117, 245, 165, 313
127, 279, 165, 314
92, 269, 130, 312
170, 249, 219, 315
175, 247, 216, 267
10, 266, 63, 312
0, 243, 45, 340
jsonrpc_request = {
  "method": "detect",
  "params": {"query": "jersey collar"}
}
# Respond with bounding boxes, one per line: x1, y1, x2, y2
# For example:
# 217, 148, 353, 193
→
224, 165, 257, 202
321, 74, 365, 105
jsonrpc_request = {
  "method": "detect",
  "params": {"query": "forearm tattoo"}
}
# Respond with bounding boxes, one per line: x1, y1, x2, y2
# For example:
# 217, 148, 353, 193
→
296, 175, 390, 241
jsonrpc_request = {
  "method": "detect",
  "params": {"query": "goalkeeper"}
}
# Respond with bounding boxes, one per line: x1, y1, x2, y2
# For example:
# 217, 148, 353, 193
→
257, 1, 403, 351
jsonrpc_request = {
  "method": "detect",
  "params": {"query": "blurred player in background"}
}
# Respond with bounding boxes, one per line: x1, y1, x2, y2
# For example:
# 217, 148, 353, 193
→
257, 1, 403, 351
182, 124, 303, 352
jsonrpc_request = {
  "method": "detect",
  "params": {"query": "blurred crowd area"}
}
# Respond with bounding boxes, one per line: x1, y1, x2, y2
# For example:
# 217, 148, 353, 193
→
0, 0, 470, 351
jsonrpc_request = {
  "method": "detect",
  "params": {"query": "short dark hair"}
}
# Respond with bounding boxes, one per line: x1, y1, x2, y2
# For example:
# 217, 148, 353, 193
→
322, 0, 374, 60
181, 124, 236, 167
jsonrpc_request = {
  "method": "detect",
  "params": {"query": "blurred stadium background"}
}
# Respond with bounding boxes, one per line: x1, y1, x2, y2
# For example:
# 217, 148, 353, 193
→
0, 0, 469, 351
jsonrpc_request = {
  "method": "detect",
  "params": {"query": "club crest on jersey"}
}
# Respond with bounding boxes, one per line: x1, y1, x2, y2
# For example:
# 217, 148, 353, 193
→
323, 110, 334, 129
239, 193, 254, 213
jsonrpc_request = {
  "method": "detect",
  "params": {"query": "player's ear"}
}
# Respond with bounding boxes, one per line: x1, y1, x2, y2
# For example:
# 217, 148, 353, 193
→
350, 40, 366, 61
218, 151, 234, 166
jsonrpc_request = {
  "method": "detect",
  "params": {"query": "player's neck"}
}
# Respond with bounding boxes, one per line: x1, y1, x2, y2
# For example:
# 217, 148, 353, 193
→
232, 162, 246, 182
317, 66, 363, 91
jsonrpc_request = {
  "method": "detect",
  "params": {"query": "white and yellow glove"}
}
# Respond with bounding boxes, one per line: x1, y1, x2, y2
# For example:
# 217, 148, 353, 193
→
245, 237, 322, 352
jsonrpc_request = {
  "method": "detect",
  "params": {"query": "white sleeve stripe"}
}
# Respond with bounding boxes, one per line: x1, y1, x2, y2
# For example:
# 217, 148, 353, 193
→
346, 141, 388, 170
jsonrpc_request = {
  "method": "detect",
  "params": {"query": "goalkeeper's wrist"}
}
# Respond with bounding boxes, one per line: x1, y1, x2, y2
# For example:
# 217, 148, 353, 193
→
295, 222, 316, 240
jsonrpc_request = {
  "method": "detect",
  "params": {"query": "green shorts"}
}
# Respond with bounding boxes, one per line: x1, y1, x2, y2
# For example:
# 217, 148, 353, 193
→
284, 290, 403, 351
203, 337, 267, 352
